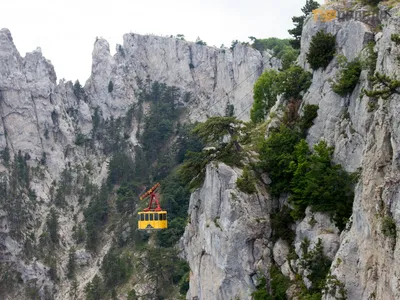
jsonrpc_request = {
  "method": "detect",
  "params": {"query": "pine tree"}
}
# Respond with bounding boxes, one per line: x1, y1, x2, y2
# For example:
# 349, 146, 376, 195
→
1, 147, 10, 167
46, 208, 59, 245
288, 0, 320, 49
67, 247, 76, 279
192, 116, 243, 151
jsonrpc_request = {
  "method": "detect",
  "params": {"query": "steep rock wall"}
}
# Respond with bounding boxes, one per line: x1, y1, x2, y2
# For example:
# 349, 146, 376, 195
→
182, 163, 271, 300
85, 34, 280, 121
0, 27, 277, 299
181, 3, 400, 300
297, 3, 400, 299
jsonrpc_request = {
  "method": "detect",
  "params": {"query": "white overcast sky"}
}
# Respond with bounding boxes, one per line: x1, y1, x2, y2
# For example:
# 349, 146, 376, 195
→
1, 0, 324, 83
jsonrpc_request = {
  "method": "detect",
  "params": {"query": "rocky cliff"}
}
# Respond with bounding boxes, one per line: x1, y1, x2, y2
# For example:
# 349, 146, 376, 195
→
181, 1, 400, 300
0, 27, 276, 299
182, 163, 270, 300
1, 0, 400, 299
303, 4, 400, 300
86, 33, 280, 122
298, 3, 400, 299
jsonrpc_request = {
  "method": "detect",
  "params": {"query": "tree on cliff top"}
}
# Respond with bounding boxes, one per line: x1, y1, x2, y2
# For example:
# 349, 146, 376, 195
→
288, 0, 320, 49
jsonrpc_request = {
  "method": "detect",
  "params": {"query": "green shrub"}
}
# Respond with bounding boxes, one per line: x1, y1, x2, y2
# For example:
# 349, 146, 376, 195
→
290, 140, 356, 230
392, 34, 400, 45
230, 40, 240, 50
72, 224, 85, 244
73, 80, 85, 100
141, 247, 189, 298
271, 206, 295, 244
0, 263, 19, 295
140, 82, 180, 164
236, 166, 257, 194
115, 182, 138, 214
85, 275, 103, 300
382, 216, 397, 238
175, 123, 204, 164
324, 273, 347, 300
178, 150, 209, 189
67, 247, 76, 280
179, 272, 190, 295
107, 153, 135, 186
362, 42, 377, 76
251, 69, 281, 123
361, 0, 383, 6
299, 238, 332, 295
281, 46, 299, 70
279, 65, 312, 99
251, 265, 290, 300
307, 30, 336, 70
251, 66, 311, 123
108, 81, 113, 93
248, 37, 299, 68
195, 37, 207, 45
84, 184, 109, 252
331, 59, 362, 96
1, 147, 10, 167
299, 104, 319, 135
156, 217, 187, 247
127, 289, 138, 300
364, 72, 400, 100
250, 37, 291, 57
178, 117, 246, 188
101, 249, 132, 288
259, 126, 301, 196
46, 208, 59, 245
270, 265, 291, 299
75, 133, 87, 146
251, 276, 271, 300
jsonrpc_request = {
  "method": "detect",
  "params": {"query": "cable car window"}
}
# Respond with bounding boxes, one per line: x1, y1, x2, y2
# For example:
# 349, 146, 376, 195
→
145, 214, 149, 221
150, 214, 153, 221
163, 214, 166, 220
140, 214, 144, 221
154, 214, 159, 221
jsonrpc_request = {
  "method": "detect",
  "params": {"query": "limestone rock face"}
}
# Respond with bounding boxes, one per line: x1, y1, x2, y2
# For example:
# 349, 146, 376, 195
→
273, 238, 290, 267
294, 208, 340, 261
295, 3, 400, 299
0, 27, 277, 299
1, 1, 400, 298
85, 33, 277, 121
182, 163, 271, 300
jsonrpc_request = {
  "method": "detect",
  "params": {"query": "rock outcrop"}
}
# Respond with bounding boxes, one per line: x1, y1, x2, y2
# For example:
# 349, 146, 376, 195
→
0, 27, 276, 299
85, 33, 280, 122
297, 3, 400, 299
182, 2, 400, 299
1, 0, 400, 298
182, 163, 270, 300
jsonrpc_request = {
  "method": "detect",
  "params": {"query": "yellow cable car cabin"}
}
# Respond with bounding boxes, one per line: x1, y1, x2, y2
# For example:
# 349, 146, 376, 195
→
137, 183, 168, 230
138, 211, 168, 230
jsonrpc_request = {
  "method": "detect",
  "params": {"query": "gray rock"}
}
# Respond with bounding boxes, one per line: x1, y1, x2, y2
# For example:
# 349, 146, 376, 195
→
295, 3, 400, 300
295, 208, 340, 261
273, 239, 290, 267
0, 27, 281, 300
181, 163, 271, 300
75, 249, 92, 266
85, 33, 279, 122
1, 1, 400, 298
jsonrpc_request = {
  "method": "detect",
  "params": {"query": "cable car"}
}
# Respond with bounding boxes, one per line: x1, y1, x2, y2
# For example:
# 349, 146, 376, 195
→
138, 183, 168, 230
